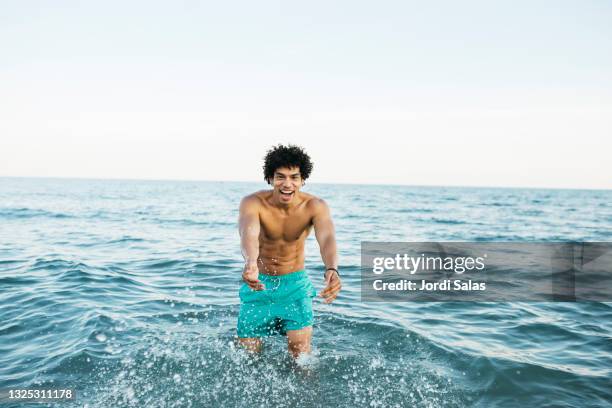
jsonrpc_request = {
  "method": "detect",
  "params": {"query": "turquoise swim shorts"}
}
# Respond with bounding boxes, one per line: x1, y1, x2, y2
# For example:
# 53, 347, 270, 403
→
237, 270, 317, 338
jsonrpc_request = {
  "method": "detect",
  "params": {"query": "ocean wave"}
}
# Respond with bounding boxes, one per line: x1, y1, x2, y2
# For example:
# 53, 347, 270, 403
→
0, 207, 74, 219
144, 217, 235, 227
30, 258, 84, 271
134, 259, 190, 270
23, 258, 147, 290
0, 322, 24, 336
431, 218, 466, 225
0, 259, 27, 266
0, 276, 40, 286
396, 207, 434, 213
517, 209, 544, 216
75, 236, 148, 248
104, 236, 146, 244
488, 202, 513, 207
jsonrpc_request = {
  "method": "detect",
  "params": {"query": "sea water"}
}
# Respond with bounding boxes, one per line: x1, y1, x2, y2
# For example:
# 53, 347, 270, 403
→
1, 177, 611, 407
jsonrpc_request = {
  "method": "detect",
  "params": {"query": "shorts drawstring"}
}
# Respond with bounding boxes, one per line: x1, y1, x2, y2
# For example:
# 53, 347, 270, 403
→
265, 276, 281, 291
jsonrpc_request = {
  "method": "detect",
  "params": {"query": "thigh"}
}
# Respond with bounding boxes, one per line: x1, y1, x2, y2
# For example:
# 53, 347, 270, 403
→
286, 325, 312, 342
286, 325, 312, 355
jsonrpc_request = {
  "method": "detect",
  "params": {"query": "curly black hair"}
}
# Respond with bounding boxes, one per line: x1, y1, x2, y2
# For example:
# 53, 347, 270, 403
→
263, 144, 313, 184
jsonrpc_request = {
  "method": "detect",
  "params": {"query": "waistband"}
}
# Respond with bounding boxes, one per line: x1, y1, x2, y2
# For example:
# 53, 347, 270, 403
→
258, 269, 307, 282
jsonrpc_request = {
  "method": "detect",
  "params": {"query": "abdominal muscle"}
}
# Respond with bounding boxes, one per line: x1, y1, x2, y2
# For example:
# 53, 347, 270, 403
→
257, 237, 307, 275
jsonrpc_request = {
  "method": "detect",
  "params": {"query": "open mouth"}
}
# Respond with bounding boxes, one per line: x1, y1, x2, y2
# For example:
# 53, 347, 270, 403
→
280, 190, 294, 199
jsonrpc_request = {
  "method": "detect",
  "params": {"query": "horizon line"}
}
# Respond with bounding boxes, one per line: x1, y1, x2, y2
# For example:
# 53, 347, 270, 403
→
1, 175, 610, 192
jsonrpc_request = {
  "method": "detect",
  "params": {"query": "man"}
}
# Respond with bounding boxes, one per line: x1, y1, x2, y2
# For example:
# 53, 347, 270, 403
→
237, 144, 341, 358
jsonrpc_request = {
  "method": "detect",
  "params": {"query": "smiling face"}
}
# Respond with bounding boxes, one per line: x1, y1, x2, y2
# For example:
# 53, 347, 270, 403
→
270, 166, 303, 205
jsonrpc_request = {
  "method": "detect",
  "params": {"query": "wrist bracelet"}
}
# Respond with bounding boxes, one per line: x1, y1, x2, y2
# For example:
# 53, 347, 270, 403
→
325, 267, 339, 277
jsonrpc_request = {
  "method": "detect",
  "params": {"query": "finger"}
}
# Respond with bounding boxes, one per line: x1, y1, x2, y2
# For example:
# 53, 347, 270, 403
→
319, 289, 332, 298
326, 291, 339, 300
321, 283, 341, 296
328, 282, 341, 291
320, 284, 336, 295
248, 281, 264, 290
324, 287, 340, 297
321, 288, 337, 298
326, 287, 340, 296
325, 286, 341, 298
322, 290, 337, 300
325, 294, 338, 303
321, 289, 333, 298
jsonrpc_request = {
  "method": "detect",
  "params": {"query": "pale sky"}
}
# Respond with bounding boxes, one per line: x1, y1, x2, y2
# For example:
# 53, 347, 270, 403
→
1, 0, 611, 189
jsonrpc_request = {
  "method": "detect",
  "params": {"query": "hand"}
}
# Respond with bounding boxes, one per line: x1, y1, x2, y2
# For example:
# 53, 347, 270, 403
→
320, 270, 341, 303
242, 263, 264, 291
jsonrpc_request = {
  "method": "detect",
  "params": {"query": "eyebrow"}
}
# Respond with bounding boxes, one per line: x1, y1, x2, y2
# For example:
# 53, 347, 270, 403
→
275, 172, 301, 177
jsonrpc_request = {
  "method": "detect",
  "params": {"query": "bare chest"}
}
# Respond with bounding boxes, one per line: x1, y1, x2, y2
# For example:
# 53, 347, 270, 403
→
259, 210, 313, 241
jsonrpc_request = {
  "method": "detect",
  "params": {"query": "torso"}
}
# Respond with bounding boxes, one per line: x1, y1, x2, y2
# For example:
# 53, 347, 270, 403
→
252, 190, 317, 275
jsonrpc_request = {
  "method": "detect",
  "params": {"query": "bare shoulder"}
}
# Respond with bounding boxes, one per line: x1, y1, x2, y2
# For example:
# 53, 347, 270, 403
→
304, 193, 330, 214
240, 191, 268, 210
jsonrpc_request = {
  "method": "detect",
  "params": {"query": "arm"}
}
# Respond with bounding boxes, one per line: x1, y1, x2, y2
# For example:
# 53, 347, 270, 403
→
312, 199, 341, 303
239, 195, 264, 290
